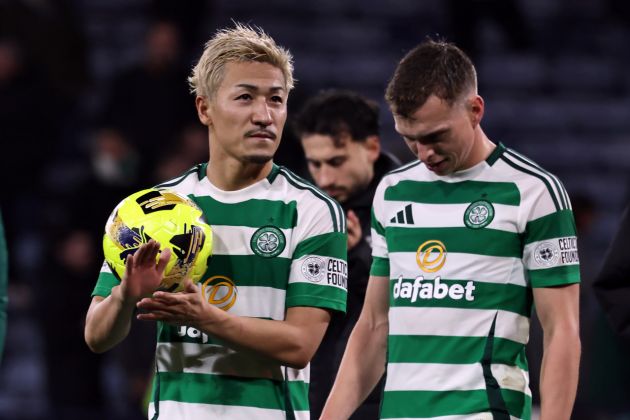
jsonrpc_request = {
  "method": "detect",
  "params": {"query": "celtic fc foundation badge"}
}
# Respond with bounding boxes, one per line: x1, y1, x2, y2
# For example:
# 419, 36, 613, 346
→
464, 200, 495, 229
250, 226, 286, 257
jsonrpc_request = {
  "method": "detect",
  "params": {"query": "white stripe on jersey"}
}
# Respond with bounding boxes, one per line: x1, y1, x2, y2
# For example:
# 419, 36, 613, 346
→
278, 168, 345, 233
209, 225, 293, 258
385, 362, 529, 394
382, 414, 523, 420
156, 342, 286, 379
389, 307, 530, 344
382, 202, 520, 233
389, 252, 527, 287
219, 286, 286, 319
148, 401, 309, 420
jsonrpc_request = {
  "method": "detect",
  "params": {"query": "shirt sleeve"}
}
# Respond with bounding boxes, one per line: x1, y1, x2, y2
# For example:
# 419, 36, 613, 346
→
522, 181, 581, 288
286, 195, 347, 313
370, 179, 390, 277
92, 260, 120, 297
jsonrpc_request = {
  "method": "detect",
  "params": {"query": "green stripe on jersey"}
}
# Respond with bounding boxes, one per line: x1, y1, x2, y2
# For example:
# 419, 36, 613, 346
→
528, 265, 580, 288
524, 209, 577, 244
384, 180, 521, 206
92, 271, 119, 297
388, 335, 528, 370
153, 371, 308, 411
370, 256, 389, 276
293, 232, 347, 260
386, 227, 522, 258
371, 207, 385, 236
380, 389, 531, 419
389, 278, 532, 317
205, 255, 290, 289
193, 196, 297, 229
286, 282, 346, 312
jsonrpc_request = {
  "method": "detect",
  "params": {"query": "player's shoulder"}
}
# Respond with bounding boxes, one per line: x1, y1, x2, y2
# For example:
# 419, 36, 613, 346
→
373, 159, 425, 197
273, 165, 345, 233
494, 146, 571, 212
154, 163, 205, 194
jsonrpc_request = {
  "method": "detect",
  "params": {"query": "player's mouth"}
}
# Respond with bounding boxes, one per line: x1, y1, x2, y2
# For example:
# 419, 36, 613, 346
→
245, 129, 276, 141
425, 159, 447, 173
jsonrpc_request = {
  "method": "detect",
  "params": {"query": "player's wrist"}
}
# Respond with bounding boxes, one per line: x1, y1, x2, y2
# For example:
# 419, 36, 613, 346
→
112, 284, 140, 307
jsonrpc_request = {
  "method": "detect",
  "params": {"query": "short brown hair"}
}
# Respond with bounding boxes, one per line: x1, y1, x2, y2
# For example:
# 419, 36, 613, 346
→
188, 23, 294, 98
385, 38, 477, 118
293, 89, 380, 147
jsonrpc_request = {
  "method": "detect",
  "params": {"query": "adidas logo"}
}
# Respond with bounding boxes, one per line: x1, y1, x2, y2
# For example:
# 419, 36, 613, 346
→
390, 204, 415, 225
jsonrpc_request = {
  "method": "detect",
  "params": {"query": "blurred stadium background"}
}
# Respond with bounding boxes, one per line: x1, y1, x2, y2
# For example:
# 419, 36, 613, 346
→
1, 0, 629, 419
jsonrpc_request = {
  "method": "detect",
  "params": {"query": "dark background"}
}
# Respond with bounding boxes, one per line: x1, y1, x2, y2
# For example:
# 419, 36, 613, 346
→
0, 0, 629, 418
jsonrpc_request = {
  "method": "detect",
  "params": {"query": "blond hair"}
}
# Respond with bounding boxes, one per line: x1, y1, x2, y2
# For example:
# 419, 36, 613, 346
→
188, 23, 294, 98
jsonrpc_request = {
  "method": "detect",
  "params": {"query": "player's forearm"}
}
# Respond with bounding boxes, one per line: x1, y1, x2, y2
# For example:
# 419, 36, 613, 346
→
84, 286, 137, 353
539, 327, 580, 420
320, 315, 388, 420
196, 309, 326, 369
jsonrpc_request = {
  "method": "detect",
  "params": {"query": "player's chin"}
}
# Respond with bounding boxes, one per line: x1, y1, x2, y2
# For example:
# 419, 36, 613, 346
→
243, 153, 274, 164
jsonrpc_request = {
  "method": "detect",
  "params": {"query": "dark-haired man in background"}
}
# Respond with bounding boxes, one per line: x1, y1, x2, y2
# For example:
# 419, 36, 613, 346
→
294, 90, 400, 419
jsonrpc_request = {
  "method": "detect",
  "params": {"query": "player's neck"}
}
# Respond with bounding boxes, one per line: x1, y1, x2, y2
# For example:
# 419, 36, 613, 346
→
206, 157, 273, 191
462, 127, 495, 170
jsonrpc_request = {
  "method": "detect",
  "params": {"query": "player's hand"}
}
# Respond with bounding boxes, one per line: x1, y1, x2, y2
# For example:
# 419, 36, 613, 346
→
120, 239, 170, 302
136, 279, 216, 328
347, 209, 362, 251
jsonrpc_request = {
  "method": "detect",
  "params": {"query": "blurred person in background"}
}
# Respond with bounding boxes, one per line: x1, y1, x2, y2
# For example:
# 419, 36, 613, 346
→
37, 228, 107, 420
0, 209, 7, 365
593, 199, 630, 342
101, 19, 196, 185
589, 198, 630, 419
153, 124, 209, 183
293, 89, 400, 420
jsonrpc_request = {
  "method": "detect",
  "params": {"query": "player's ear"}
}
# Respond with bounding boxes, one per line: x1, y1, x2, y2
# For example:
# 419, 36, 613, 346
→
468, 95, 484, 128
196, 96, 212, 126
364, 135, 381, 163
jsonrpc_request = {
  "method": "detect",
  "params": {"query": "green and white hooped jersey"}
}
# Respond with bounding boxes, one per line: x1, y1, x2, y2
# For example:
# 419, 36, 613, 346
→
93, 163, 347, 420
370, 144, 579, 420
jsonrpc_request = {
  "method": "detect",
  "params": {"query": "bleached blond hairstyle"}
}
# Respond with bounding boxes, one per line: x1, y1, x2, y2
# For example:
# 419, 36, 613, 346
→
188, 23, 294, 98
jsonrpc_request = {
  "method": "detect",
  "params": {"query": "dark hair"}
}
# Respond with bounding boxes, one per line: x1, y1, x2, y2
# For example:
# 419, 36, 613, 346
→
385, 38, 477, 118
293, 89, 380, 146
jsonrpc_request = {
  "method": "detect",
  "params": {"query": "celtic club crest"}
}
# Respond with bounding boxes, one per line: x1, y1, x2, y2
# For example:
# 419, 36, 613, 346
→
250, 226, 286, 258
464, 200, 495, 229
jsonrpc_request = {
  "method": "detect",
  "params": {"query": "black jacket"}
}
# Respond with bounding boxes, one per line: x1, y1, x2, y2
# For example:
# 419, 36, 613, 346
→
309, 152, 401, 420
593, 202, 630, 344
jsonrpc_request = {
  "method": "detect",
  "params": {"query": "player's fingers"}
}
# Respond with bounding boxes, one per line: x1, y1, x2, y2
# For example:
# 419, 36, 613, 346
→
156, 248, 171, 275
139, 240, 158, 265
137, 309, 171, 321
124, 254, 133, 276
134, 241, 149, 265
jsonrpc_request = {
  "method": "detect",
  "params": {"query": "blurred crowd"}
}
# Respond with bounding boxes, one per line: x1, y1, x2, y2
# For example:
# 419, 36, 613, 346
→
0, 0, 629, 419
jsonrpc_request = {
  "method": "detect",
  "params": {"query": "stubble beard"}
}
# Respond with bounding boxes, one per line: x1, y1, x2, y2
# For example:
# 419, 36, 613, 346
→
244, 154, 273, 164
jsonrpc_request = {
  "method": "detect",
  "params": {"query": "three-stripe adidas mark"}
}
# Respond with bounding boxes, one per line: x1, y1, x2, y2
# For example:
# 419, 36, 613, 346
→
390, 204, 414, 224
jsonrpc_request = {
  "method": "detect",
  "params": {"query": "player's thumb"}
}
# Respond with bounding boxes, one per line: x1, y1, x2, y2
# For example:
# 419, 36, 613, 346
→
183, 278, 197, 293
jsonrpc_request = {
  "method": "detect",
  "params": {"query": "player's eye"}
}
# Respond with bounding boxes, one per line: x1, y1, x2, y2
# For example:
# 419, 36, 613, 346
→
236, 93, 252, 101
270, 95, 284, 104
329, 157, 346, 167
